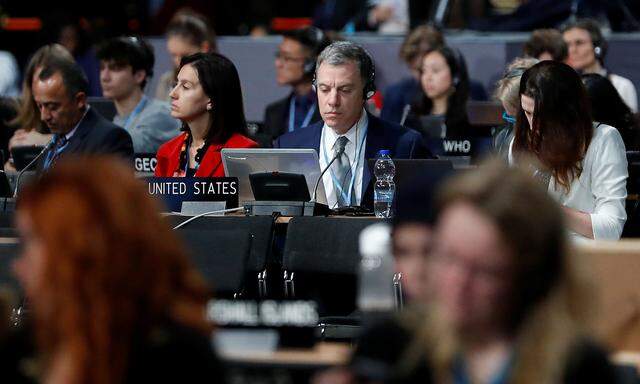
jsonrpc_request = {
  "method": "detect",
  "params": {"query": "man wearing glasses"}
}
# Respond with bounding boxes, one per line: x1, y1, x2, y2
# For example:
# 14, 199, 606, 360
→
262, 27, 331, 144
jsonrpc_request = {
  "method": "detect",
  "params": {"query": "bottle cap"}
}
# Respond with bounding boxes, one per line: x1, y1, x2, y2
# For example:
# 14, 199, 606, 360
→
378, 149, 390, 156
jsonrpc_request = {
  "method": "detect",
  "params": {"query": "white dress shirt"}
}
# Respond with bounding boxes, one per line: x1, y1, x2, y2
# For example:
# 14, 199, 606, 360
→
319, 110, 368, 208
509, 123, 628, 240
609, 73, 638, 113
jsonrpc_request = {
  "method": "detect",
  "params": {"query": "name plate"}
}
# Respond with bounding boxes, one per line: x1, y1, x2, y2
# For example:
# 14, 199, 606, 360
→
207, 299, 318, 348
425, 137, 493, 157
134, 153, 157, 173
146, 177, 239, 212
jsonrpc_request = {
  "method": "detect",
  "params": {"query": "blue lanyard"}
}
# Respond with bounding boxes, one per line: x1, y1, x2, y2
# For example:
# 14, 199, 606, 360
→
321, 120, 368, 206
288, 97, 316, 133
43, 136, 69, 170
123, 96, 148, 130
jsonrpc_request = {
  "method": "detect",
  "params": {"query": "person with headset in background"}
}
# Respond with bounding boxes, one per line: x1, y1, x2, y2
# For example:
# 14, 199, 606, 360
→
403, 45, 471, 139
97, 37, 181, 154
262, 27, 332, 144
274, 41, 429, 210
562, 19, 638, 112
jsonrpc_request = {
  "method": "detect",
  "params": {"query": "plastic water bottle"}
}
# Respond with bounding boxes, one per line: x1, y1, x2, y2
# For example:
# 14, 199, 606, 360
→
374, 150, 395, 218
358, 223, 395, 313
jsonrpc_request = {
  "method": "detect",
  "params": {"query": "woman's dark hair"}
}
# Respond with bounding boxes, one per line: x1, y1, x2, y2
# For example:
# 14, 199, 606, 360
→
513, 61, 593, 192
179, 52, 249, 144
166, 11, 217, 53
582, 73, 640, 150
412, 45, 470, 137
523, 29, 568, 62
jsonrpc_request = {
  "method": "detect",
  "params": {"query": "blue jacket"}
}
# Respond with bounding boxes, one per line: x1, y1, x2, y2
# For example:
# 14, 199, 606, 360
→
274, 112, 430, 208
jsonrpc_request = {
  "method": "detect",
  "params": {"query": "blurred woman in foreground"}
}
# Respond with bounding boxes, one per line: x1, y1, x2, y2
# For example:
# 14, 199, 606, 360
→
13, 156, 221, 383
343, 161, 616, 384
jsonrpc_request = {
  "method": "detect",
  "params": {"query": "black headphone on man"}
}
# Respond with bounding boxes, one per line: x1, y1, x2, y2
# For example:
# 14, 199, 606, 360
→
311, 42, 377, 100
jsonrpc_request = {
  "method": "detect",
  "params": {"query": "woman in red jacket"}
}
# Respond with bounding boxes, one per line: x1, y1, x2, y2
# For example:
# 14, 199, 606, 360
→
155, 52, 258, 177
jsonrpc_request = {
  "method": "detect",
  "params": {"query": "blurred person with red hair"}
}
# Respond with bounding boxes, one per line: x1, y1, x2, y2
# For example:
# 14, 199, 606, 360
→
11, 156, 222, 384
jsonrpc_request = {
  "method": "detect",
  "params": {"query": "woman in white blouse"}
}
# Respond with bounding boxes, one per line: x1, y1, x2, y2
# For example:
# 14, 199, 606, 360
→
562, 19, 638, 112
510, 60, 627, 240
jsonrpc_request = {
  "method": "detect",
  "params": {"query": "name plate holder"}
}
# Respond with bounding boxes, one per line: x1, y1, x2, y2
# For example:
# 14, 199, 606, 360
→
146, 177, 239, 214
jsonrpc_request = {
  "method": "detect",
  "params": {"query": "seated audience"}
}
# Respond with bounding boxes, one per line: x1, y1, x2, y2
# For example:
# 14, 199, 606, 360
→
492, 57, 538, 159
155, 53, 258, 177
404, 45, 471, 138
511, 61, 627, 240
380, 25, 444, 124
523, 28, 568, 62
274, 41, 429, 209
582, 73, 640, 151
6, 44, 73, 171
97, 36, 180, 153
341, 161, 617, 384
562, 19, 638, 112
155, 11, 216, 102
381, 26, 487, 125
32, 59, 133, 172
262, 27, 330, 142
12, 156, 222, 383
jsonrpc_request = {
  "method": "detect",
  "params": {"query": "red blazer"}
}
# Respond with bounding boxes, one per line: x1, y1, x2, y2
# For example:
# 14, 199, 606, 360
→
155, 132, 259, 177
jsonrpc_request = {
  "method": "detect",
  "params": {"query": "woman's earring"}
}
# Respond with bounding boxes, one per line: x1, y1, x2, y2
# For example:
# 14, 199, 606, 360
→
206, 102, 212, 111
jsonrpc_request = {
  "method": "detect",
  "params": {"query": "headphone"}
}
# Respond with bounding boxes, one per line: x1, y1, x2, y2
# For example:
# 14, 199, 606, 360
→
311, 43, 377, 100
301, 27, 329, 76
449, 47, 466, 88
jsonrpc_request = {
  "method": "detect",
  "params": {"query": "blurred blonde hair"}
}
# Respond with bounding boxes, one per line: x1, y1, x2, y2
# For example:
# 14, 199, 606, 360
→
494, 57, 539, 113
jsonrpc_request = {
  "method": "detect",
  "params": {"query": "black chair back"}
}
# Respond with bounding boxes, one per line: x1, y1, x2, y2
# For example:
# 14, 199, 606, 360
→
0, 242, 21, 294
178, 229, 251, 297
282, 217, 380, 317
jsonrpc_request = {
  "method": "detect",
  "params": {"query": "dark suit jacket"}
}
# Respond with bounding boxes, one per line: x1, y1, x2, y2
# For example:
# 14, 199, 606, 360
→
37, 107, 133, 172
262, 92, 322, 142
273, 113, 431, 208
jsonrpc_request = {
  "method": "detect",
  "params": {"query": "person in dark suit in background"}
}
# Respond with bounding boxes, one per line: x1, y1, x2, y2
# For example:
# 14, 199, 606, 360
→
261, 27, 331, 145
274, 41, 429, 209
32, 58, 133, 172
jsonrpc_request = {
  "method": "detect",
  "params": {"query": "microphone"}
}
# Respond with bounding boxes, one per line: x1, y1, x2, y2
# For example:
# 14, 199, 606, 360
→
399, 104, 411, 126
13, 139, 55, 197
311, 139, 347, 202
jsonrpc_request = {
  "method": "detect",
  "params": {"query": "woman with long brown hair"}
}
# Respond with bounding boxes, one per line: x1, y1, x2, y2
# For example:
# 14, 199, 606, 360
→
512, 60, 627, 240
13, 156, 220, 383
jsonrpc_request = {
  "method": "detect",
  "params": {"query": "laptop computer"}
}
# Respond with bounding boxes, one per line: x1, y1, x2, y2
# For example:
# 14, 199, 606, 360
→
221, 148, 328, 204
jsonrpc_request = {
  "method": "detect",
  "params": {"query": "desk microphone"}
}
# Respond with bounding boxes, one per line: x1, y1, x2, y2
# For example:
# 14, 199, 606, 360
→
399, 104, 411, 126
13, 140, 55, 197
311, 139, 346, 202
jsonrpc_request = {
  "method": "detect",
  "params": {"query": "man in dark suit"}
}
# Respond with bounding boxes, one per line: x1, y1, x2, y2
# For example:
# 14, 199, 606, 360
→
261, 27, 330, 145
32, 58, 133, 172
274, 41, 429, 209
